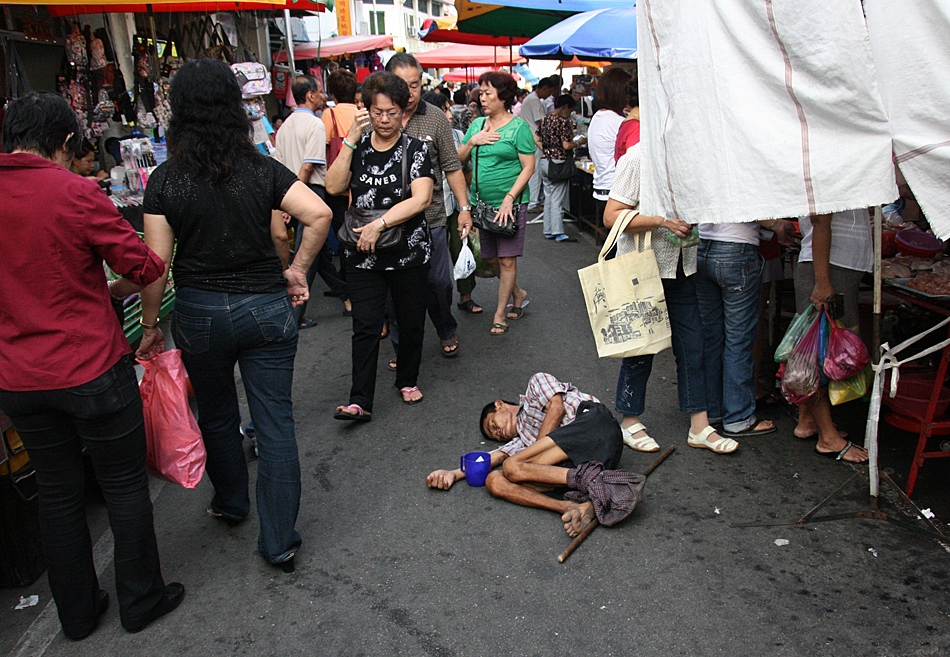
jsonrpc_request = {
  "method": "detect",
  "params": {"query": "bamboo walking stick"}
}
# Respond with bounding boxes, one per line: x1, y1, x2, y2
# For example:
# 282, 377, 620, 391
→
557, 445, 676, 563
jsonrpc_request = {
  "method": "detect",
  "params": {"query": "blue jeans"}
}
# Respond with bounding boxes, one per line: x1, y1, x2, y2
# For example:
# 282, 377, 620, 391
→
615, 262, 707, 417
0, 356, 167, 636
695, 240, 763, 432
172, 287, 301, 564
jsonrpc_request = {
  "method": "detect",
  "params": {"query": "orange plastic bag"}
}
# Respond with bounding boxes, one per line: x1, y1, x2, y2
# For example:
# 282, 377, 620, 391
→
138, 349, 206, 489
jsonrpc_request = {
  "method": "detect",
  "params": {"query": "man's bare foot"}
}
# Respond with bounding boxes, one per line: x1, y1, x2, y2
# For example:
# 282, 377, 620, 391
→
561, 501, 596, 537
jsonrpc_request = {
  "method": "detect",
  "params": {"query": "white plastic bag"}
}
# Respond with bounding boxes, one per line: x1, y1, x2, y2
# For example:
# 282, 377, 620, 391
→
454, 243, 476, 280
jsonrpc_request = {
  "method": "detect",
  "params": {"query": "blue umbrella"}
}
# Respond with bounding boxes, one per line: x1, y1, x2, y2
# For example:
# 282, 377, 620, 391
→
519, 5, 638, 61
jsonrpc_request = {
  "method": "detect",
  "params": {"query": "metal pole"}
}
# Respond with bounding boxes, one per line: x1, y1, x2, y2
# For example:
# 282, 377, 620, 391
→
283, 8, 296, 76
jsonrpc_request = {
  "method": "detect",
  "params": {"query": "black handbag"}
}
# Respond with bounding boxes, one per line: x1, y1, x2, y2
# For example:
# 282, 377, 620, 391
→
337, 134, 407, 251
471, 145, 519, 238
546, 155, 575, 181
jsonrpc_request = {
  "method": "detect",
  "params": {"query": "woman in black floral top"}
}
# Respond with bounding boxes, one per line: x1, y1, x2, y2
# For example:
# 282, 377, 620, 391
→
536, 94, 584, 243
326, 72, 435, 420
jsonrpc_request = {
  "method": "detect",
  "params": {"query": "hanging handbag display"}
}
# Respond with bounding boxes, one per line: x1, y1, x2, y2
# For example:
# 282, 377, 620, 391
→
577, 210, 673, 358
471, 145, 519, 238
337, 135, 408, 251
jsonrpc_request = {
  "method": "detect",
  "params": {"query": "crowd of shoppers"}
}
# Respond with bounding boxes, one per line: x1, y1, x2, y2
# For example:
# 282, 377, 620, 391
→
0, 58, 878, 642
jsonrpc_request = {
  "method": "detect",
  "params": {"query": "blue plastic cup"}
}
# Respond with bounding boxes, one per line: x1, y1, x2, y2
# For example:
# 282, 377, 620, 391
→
460, 451, 491, 487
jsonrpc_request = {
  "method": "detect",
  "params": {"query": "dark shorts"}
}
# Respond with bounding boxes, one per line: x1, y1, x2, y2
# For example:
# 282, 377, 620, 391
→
548, 401, 624, 470
478, 204, 528, 259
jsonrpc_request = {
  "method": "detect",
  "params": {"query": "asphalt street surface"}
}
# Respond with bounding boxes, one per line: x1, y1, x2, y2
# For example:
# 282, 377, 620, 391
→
2, 223, 948, 657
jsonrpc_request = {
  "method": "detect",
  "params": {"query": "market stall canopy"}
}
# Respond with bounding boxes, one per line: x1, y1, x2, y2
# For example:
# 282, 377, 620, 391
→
866, 0, 950, 239
418, 17, 529, 47
442, 67, 521, 83
273, 34, 393, 62
45, 0, 321, 16
415, 44, 524, 68
637, 1, 896, 226
454, 0, 628, 39
519, 6, 637, 61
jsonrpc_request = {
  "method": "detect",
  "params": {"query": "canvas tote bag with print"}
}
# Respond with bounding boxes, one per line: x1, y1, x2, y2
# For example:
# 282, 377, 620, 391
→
578, 210, 672, 358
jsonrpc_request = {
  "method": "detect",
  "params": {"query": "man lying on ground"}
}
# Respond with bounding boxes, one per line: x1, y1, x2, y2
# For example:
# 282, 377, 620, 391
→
427, 373, 642, 537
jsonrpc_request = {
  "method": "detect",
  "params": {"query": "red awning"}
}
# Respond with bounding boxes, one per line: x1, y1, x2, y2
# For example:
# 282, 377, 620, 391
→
443, 67, 521, 83
273, 35, 394, 62
414, 44, 525, 68
421, 29, 529, 48
48, 0, 321, 16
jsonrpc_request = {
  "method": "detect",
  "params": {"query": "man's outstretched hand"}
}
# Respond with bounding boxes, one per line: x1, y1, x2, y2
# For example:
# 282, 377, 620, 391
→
426, 469, 460, 490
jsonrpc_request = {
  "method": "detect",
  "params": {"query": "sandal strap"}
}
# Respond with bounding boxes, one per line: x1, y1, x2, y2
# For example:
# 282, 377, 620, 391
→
691, 425, 718, 442
836, 441, 854, 460
624, 422, 647, 435
710, 436, 739, 453
343, 404, 366, 416
400, 386, 419, 395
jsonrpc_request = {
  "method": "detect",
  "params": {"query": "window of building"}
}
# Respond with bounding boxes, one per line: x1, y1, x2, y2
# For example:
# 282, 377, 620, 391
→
369, 11, 386, 34
404, 12, 416, 36
418, 0, 429, 14
403, 0, 413, 8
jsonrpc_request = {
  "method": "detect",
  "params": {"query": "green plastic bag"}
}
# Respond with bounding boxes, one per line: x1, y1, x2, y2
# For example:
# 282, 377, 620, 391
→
664, 225, 700, 248
468, 232, 496, 279
775, 304, 817, 363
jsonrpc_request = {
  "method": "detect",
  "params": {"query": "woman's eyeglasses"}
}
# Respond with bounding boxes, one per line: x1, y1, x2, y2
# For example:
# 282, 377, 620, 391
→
370, 109, 402, 120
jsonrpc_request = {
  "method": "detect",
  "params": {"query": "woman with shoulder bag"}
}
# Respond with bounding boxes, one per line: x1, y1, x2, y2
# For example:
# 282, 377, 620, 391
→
326, 72, 435, 419
458, 71, 536, 336
536, 94, 584, 243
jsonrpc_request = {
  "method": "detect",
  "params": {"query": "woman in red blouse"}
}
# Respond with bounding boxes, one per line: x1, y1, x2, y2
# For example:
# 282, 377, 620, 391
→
0, 93, 184, 639
536, 94, 584, 243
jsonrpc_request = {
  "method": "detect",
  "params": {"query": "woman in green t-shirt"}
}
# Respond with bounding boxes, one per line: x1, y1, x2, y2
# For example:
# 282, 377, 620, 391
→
459, 71, 536, 335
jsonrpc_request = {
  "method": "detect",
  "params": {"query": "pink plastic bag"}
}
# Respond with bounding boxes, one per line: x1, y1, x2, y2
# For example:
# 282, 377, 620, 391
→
138, 350, 206, 489
781, 312, 824, 405
823, 313, 869, 381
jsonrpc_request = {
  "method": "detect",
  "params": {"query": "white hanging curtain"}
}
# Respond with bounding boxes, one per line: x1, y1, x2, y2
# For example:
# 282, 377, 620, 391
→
637, 0, 897, 224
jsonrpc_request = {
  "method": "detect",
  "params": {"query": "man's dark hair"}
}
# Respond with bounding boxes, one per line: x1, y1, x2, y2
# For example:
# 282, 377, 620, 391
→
626, 80, 639, 109
537, 76, 557, 90
292, 74, 319, 105
452, 88, 468, 105
2, 92, 82, 158
327, 69, 358, 104
385, 52, 422, 74
167, 58, 260, 185
422, 90, 448, 110
478, 399, 519, 441
593, 68, 633, 115
361, 71, 410, 111
477, 70, 518, 110
554, 94, 575, 110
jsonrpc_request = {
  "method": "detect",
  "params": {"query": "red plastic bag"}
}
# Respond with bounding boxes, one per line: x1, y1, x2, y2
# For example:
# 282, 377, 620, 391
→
781, 312, 824, 405
138, 349, 206, 489
823, 312, 869, 381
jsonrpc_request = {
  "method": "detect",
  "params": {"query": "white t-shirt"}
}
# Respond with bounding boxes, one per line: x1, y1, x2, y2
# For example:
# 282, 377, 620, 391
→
797, 209, 873, 273
698, 222, 760, 245
519, 92, 546, 134
588, 109, 624, 199
273, 108, 327, 187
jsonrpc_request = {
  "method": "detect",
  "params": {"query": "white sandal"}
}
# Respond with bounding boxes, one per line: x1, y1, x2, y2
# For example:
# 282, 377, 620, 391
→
622, 422, 660, 452
687, 425, 739, 454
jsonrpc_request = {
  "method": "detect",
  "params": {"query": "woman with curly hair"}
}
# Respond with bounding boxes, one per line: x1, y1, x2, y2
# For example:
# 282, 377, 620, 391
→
136, 58, 332, 571
458, 70, 536, 335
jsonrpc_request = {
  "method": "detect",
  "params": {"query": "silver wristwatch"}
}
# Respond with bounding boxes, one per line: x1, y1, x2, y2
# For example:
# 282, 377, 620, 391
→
458, 204, 472, 212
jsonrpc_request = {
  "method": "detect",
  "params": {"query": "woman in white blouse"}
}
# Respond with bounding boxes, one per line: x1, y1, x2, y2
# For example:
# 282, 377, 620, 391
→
587, 68, 632, 228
